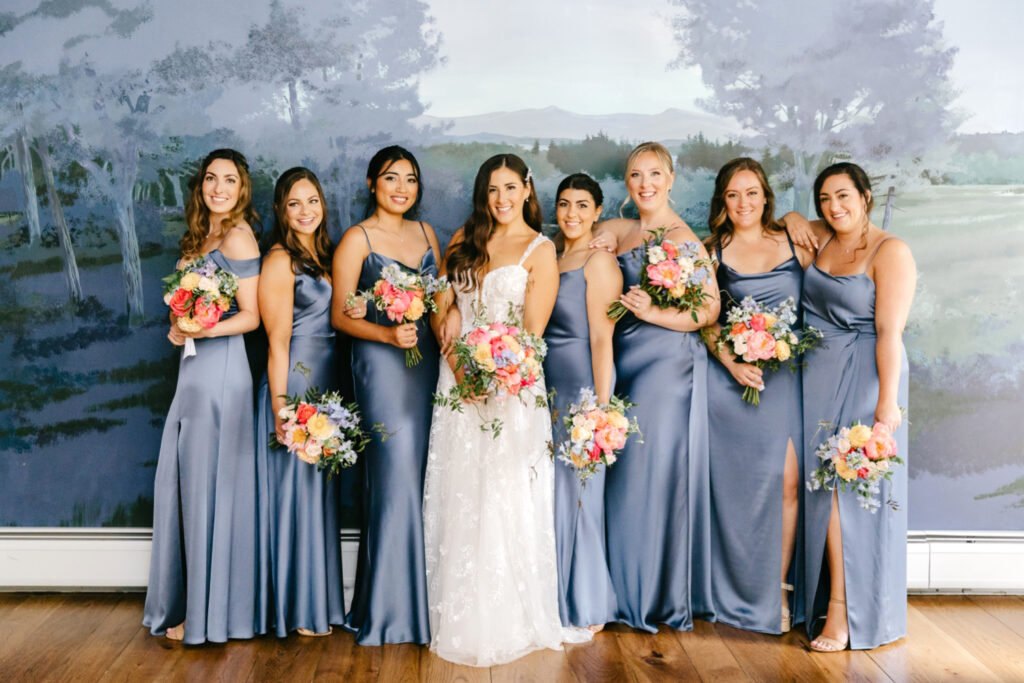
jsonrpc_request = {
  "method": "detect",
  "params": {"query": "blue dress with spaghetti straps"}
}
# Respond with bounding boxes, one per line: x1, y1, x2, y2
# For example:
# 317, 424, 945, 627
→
343, 223, 439, 645
143, 246, 266, 645
707, 236, 805, 634
254, 262, 345, 637
544, 258, 618, 627
801, 236, 908, 649
604, 241, 712, 632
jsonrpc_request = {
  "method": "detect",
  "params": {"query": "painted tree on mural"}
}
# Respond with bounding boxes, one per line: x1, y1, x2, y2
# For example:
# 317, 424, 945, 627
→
0, 63, 82, 302
668, 0, 960, 213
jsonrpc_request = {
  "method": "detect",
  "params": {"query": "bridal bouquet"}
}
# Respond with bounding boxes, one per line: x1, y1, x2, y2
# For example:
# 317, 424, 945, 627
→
807, 420, 903, 512
713, 295, 823, 405
350, 263, 448, 367
433, 310, 547, 437
276, 388, 369, 476
162, 255, 239, 357
555, 388, 641, 483
607, 228, 713, 322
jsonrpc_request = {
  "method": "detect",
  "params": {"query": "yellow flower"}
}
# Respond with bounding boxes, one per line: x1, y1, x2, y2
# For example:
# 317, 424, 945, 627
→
763, 313, 778, 329
848, 424, 872, 449
473, 343, 492, 365
290, 427, 308, 445
833, 456, 857, 481
406, 296, 425, 321
571, 426, 593, 443
606, 411, 628, 429
176, 316, 202, 333
501, 334, 522, 355
306, 412, 334, 441
179, 272, 201, 291
669, 281, 688, 298
570, 452, 588, 468
775, 339, 791, 361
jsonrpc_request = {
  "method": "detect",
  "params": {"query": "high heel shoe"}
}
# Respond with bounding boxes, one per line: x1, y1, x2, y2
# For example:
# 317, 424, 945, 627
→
808, 599, 849, 652
781, 582, 793, 633
165, 623, 185, 641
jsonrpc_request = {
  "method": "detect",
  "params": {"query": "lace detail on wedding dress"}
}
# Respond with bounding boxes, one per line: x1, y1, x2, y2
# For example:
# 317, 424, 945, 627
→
423, 233, 591, 666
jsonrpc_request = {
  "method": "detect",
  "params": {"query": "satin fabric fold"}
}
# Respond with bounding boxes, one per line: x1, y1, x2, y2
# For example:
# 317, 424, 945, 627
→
544, 267, 618, 628
707, 254, 806, 634
801, 263, 908, 650
143, 250, 266, 645
604, 247, 712, 632
344, 249, 438, 645
255, 273, 345, 637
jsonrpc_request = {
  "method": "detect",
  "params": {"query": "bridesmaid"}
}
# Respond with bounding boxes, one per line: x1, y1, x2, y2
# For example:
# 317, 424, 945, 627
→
255, 167, 344, 637
331, 145, 442, 645
545, 173, 622, 630
801, 163, 916, 651
143, 148, 264, 644
591, 142, 719, 631
703, 158, 814, 635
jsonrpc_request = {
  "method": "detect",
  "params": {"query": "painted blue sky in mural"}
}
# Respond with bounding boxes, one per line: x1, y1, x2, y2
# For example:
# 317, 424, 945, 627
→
418, 0, 1022, 134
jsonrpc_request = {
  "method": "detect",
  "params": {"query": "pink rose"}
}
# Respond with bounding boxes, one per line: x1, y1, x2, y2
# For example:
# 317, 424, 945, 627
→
192, 297, 224, 328
168, 288, 194, 317
465, 328, 489, 345
864, 433, 897, 460
595, 426, 626, 452
646, 260, 682, 288
743, 330, 776, 362
662, 241, 679, 260
749, 314, 766, 332
385, 290, 411, 322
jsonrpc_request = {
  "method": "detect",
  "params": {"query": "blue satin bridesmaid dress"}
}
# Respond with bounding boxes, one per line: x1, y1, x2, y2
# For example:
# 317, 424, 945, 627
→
343, 225, 439, 645
255, 266, 344, 637
604, 243, 712, 632
707, 238, 805, 634
544, 259, 618, 628
144, 248, 265, 645
801, 236, 909, 649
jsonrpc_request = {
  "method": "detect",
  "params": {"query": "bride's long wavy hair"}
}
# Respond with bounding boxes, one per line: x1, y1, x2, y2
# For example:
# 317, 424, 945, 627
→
446, 153, 542, 290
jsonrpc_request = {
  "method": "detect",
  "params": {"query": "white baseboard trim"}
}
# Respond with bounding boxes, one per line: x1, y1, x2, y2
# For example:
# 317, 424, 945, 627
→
1, 529, 1023, 593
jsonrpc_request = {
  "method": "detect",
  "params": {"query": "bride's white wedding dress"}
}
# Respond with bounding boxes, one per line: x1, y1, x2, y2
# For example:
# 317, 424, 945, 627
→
423, 233, 592, 667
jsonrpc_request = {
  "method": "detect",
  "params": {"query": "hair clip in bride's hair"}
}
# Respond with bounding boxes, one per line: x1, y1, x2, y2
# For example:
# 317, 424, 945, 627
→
524, 167, 533, 185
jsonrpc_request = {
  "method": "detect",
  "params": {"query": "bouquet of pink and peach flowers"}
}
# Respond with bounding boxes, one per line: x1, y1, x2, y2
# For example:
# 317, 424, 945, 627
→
607, 227, 713, 323
276, 388, 369, 476
555, 388, 641, 483
351, 263, 448, 367
162, 255, 239, 344
807, 420, 903, 512
714, 295, 822, 405
433, 307, 547, 438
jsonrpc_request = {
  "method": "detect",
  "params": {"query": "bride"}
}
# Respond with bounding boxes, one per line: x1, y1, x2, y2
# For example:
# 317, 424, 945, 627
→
424, 153, 592, 666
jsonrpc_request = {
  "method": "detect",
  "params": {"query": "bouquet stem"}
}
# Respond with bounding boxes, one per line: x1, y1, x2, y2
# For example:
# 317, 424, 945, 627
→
405, 347, 423, 367
742, 386, 761, 405
606, 300, 628, 322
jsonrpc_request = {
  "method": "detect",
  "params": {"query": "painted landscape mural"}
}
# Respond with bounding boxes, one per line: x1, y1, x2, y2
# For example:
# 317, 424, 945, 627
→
0, 0, 1021, 530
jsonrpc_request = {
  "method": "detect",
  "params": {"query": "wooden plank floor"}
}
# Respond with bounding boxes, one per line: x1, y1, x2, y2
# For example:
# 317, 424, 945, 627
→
0, 594, 1021, 681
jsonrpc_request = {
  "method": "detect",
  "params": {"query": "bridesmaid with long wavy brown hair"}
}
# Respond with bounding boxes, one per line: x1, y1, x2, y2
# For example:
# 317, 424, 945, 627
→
144, 148, 265, 644
255, 167, 344, 638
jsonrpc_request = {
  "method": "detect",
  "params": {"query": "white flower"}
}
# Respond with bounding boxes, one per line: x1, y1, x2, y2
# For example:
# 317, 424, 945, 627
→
676, 256, 695, 279
647, 246, 667, 264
